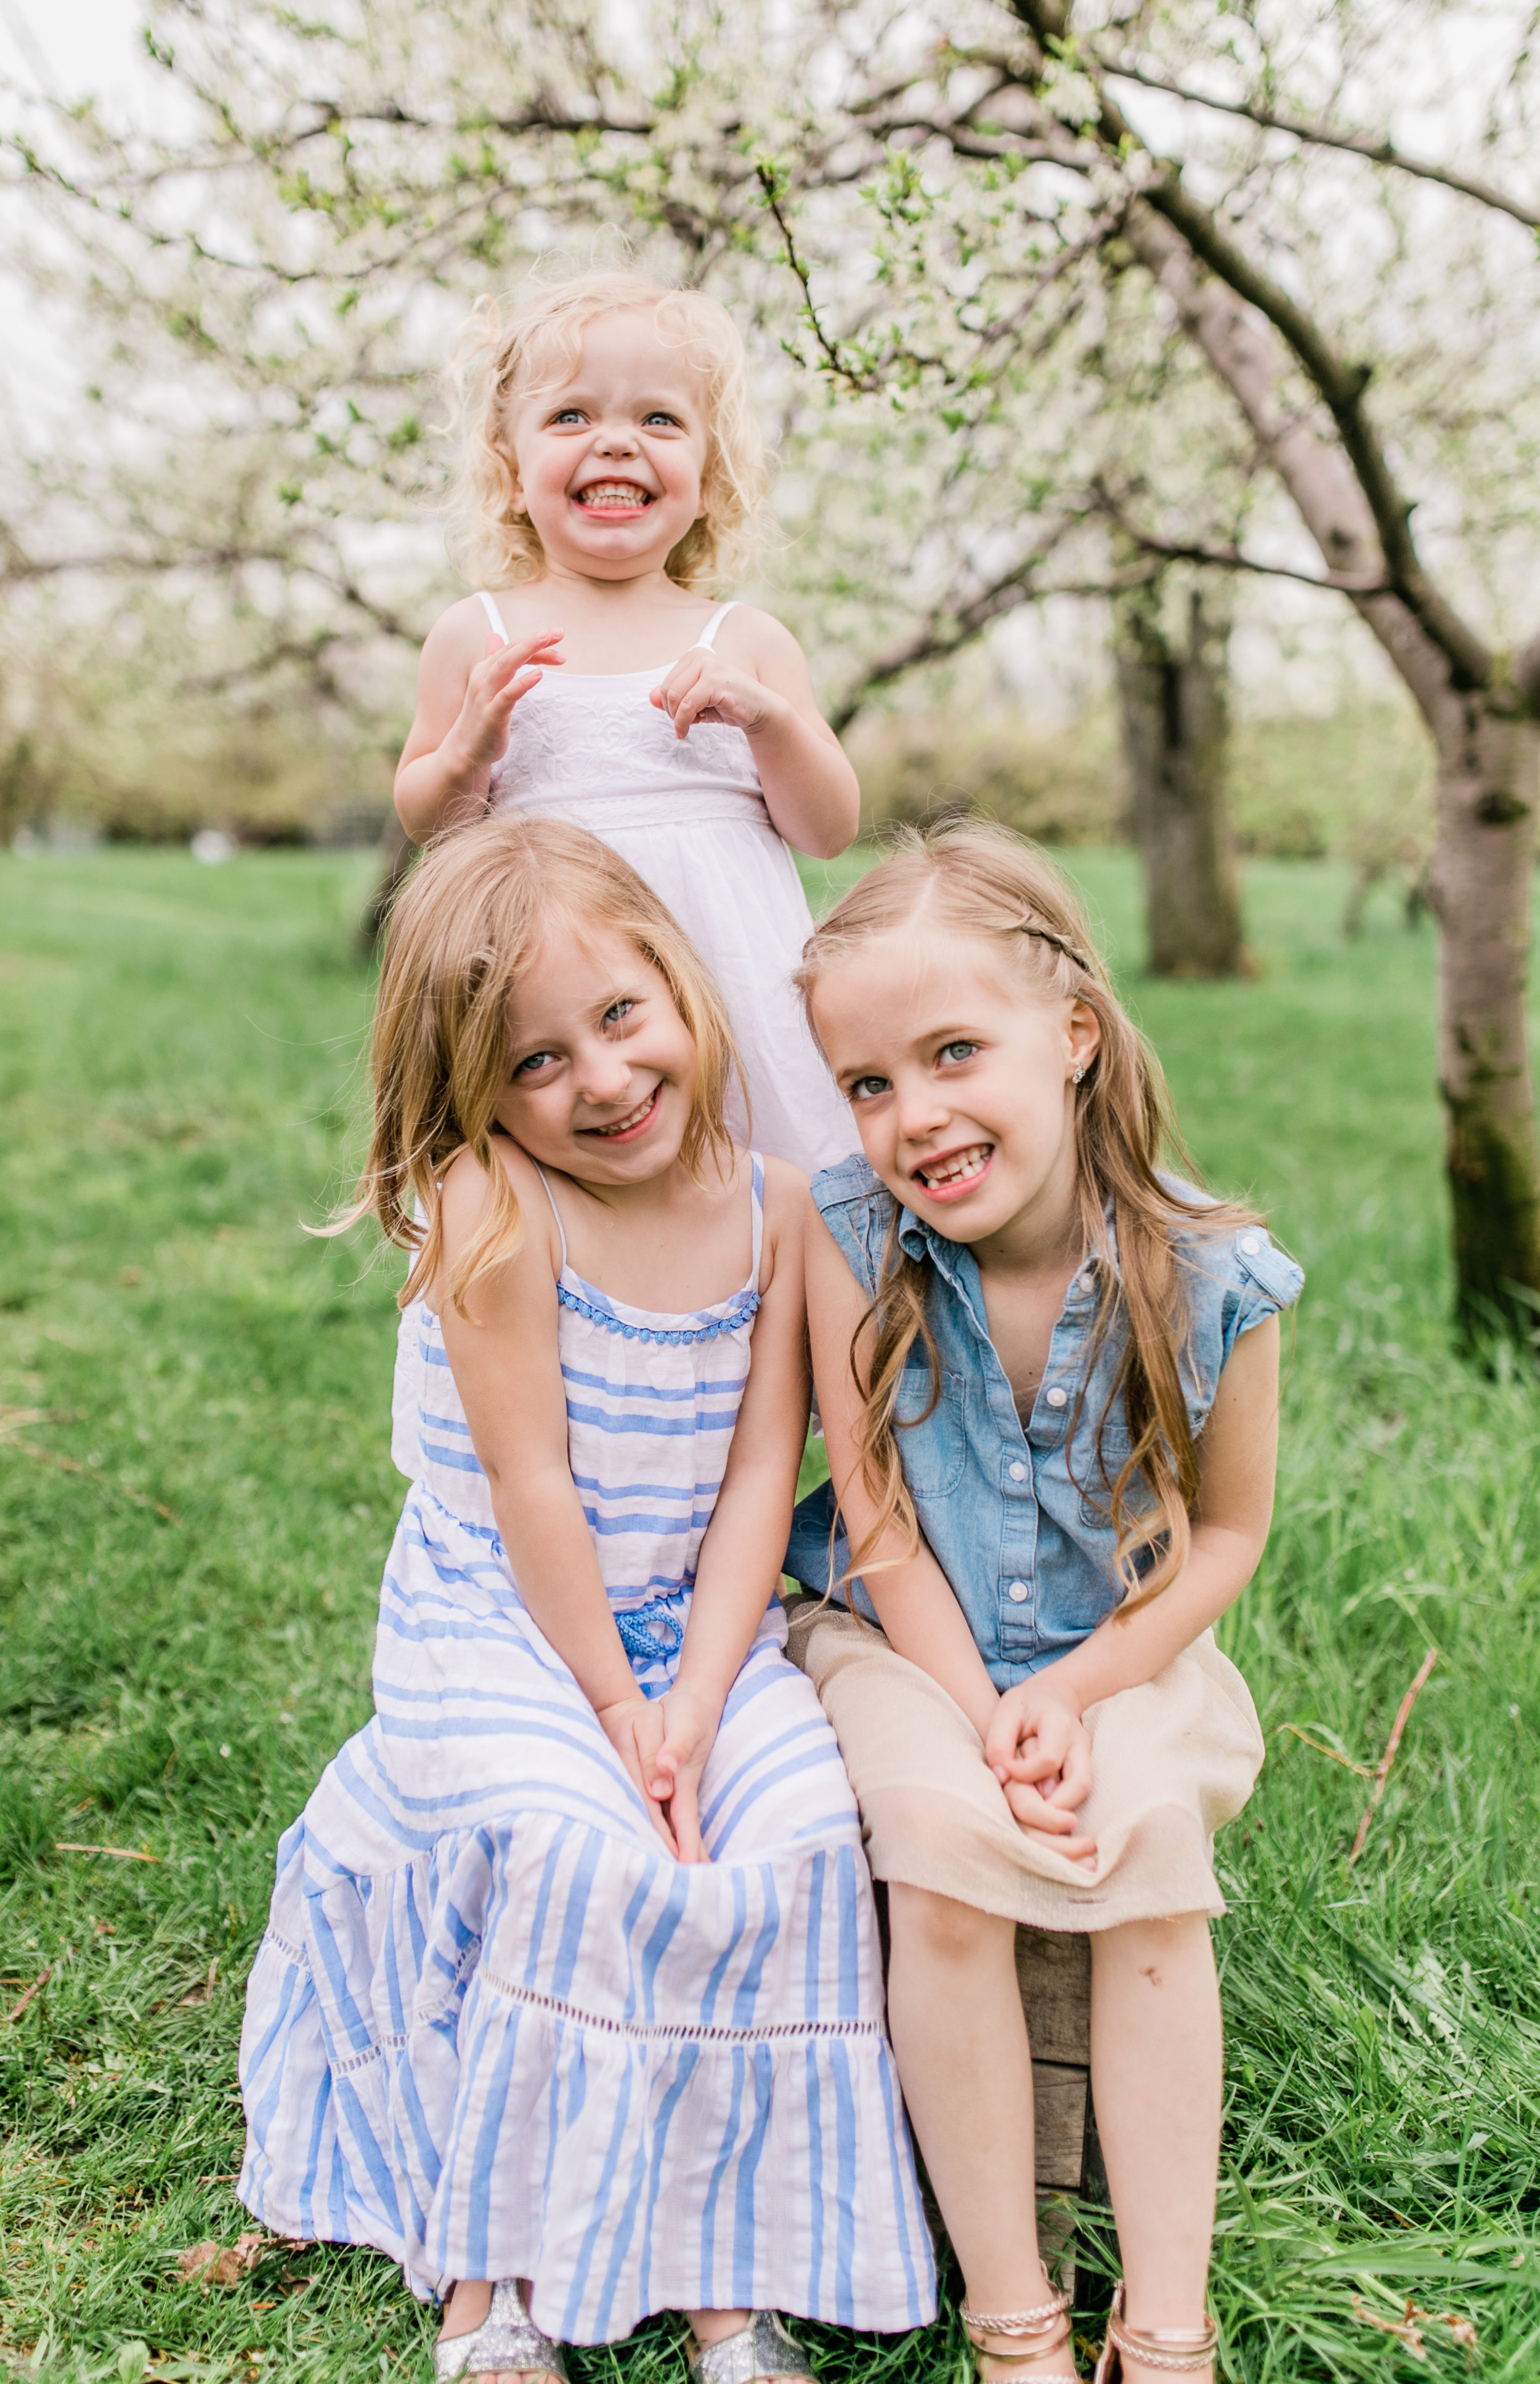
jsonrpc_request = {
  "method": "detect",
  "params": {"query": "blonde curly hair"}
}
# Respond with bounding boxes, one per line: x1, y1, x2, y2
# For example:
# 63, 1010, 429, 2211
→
447, 269, 769, 593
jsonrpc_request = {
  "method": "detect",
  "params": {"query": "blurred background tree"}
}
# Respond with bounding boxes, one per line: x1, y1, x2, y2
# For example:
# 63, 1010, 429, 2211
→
2, 0, 1537, 1331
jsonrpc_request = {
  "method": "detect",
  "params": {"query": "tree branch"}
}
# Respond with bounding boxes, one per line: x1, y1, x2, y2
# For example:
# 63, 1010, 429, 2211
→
755, 161, 881, 394
1005, 1, 1496, 692
829, 538, 1158, 732
1088, 480, 1392, 594
1092, 52, 1540, 233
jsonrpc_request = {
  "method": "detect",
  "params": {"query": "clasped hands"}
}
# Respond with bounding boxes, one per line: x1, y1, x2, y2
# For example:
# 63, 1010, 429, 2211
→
984, 1678, 1097, 1865
597, 1684, 719, 1865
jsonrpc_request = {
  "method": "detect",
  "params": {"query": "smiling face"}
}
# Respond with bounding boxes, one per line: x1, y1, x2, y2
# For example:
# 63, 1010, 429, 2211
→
811, 930, 1101, 1255
505, 309, 711, 583
492, 918, 702, 1186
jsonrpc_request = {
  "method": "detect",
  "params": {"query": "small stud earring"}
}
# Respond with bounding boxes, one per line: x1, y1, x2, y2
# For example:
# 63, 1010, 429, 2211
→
1072, 1064, 1085, 1085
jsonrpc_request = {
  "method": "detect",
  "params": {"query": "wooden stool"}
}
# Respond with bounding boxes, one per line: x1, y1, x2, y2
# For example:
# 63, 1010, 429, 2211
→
1015, 1924, 1105, 2295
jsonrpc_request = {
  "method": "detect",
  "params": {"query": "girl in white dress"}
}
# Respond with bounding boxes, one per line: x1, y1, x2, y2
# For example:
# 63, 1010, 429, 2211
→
239, 816, 933, 2384
394, 265, 854, 1179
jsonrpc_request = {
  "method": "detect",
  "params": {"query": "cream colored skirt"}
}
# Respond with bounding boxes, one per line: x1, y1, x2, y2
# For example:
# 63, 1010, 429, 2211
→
786, 1605, 1265, 1932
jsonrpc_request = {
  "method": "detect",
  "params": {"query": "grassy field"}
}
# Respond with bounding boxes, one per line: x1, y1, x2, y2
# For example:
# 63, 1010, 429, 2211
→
2, 846, 1540, 2383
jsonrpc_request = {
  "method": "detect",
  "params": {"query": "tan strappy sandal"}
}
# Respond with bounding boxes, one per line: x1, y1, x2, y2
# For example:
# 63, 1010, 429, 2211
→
962, 2290, 1076, 2378
1092, 2284, 1217, 2380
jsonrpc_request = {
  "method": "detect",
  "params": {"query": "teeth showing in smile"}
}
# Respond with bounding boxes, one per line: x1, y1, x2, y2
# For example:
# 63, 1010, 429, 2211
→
916, 1143, 992, 1190
591, 1088, 657, 1137
576, 480, 652, 509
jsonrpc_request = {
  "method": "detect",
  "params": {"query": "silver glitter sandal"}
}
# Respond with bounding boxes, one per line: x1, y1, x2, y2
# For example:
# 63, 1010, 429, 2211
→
434, 2280, 570, 2384
686, 2312, 816, 2384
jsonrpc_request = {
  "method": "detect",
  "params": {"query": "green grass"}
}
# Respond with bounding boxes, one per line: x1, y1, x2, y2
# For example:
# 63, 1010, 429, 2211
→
2, 846, 1539, 2382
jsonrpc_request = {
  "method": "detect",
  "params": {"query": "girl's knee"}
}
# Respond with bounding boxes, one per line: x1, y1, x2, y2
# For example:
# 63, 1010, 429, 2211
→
1092, 1912, 1215, 1984
888, 1881, 1011, 1964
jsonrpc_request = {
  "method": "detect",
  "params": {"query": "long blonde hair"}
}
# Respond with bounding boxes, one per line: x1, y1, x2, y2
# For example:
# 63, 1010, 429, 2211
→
448, 267, 769, 593
348, 815, 740, 1318
796, 821, 1263, 1607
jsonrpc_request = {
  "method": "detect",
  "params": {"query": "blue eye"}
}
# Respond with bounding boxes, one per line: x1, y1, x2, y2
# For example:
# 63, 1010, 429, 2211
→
514, 1050, 558, 1076
603, 999, 637, 1029
938, 1040, 978, 1066
549, 407, 586, 425
848, 1075, 889, 1101
642, 410, 680, 428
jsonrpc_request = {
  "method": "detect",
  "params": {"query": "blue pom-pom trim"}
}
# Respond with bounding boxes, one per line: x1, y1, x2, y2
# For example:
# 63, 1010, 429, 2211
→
555, 1284, 761, 1343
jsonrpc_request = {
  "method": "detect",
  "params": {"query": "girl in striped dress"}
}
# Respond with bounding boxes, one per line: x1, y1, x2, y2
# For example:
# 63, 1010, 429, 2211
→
237, 815, 933, 2384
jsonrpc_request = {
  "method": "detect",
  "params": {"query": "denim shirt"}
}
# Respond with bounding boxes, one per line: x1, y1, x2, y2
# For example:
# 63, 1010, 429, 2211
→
783, 1154, 1304, 1690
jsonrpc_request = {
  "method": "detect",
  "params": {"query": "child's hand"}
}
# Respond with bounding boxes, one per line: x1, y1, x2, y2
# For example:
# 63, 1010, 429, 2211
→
1001, 1775, 1097, 1862
650, 650, 785, 741
446, 628, 564, 776
985, 1681, 1096, 1860
644, 1685, 723, 1865
596, 1692, 679, 1857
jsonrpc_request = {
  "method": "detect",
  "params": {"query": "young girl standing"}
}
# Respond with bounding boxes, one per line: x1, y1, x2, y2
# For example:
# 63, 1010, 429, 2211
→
239, 817, 933, 2384
783, 824, 1302, 2384
394, 266, 854, 1177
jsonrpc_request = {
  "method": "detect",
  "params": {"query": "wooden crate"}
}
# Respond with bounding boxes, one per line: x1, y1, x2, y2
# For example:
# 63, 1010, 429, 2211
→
1015, 1924, 1104, 2295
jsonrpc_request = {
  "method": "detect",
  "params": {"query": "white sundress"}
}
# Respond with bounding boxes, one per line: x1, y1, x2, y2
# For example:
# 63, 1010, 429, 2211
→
238, 1158, 934, 2342
479, 591, 852, 1178
391, 596, 856, 1479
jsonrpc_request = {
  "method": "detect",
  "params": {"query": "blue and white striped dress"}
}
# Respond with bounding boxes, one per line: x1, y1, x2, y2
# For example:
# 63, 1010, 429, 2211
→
238, 1158, 934, 2343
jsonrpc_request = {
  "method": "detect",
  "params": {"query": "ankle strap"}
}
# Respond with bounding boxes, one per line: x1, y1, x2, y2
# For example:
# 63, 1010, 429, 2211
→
964, 2293, 1072, 2368
1103, 2284, 1217, 2374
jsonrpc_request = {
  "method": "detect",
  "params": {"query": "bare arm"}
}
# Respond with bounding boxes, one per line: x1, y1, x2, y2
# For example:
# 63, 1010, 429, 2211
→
434, 1143, 673, 1845
806, 1204, 1001, 1740
650, 611, 860, 860
984, 1313, 1281, 1778
652, 1162, 816, 1856
394, 604, 564, 843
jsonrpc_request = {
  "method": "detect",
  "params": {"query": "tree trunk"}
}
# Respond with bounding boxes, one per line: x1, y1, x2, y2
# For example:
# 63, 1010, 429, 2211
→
1116, 198, 1540, 1336
1429, 694, 1540, 1337
1114, 582, 1247, 978
357, 814, 416, 955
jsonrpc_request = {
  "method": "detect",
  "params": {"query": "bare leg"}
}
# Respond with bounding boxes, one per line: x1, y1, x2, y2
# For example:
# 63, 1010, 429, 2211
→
1090, 1916, 1222, 2384
686, 2310, 752, 2346
885, 1884, 1075, 2380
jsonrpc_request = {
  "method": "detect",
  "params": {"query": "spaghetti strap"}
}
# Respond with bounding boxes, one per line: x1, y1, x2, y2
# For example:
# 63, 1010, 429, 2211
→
477, 590, 509, 644
688, 599, 739, 655
532, 1165, 569, 1270
749, 1151, 765, 1292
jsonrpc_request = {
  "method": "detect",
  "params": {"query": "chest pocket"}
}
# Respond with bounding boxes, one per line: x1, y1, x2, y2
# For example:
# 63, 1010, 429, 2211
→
1074, 1424, 1158, 1529
894, 1358, 967, 1498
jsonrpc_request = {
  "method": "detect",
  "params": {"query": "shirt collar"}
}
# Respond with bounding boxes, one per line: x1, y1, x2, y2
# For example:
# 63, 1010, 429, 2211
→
896, 1194, 1122, 1285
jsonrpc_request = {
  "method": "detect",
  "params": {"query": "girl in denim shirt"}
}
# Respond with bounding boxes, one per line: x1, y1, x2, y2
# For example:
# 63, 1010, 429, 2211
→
784, 823, 1302, 2384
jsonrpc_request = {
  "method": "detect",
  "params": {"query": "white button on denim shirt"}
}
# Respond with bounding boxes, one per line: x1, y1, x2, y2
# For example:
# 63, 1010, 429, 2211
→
785, 1155, 1305, 1689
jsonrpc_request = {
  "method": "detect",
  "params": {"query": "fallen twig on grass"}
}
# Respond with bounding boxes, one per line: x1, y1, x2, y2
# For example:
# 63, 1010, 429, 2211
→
1352, 2295, 1424, 2353
3, 1439, 180, 1523
1350, 2292, 1477, 2356
1348, 1648, 1438, 1865
55, 1842, 164, 1863
3, 1968, 52, 2024
1276, 1723, 1372, 1773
